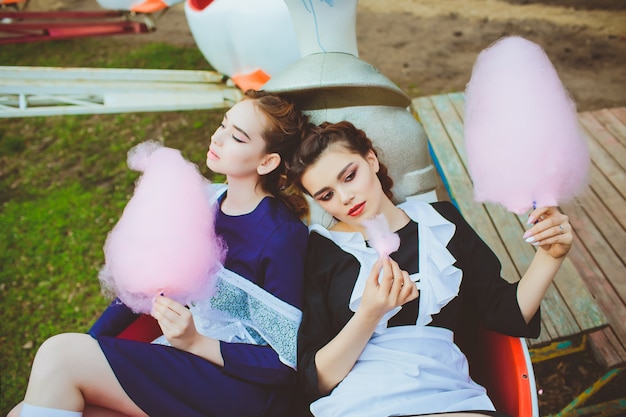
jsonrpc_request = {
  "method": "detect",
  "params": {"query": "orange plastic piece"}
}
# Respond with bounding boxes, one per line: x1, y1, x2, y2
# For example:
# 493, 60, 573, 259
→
231, 68, 271, 92
1, 0, 26, 4
131, 0, 169, 13
467, 325, 536, 417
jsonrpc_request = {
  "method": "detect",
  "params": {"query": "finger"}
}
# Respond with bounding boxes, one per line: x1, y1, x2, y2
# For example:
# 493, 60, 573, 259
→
525, 222, 572, 246
523, 211, 567, 240
154, 296, 187, 316
527, 207, 546, 225
378, 258, 394, 291
399, 271, 418, 300
367, 259, 383, 286
389, 260, 405, 293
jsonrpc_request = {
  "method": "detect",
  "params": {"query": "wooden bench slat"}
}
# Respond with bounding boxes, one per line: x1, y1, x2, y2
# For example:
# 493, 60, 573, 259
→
562, 197, 626, 306
592, 108, 626, 147
611, 107, 626, 126
580, 117, 626, 198
566, 222, 626, 351
579, 111, 626, 172
587, 162, 626, 230
573, 188, 626, 268
589, 327, 626, 369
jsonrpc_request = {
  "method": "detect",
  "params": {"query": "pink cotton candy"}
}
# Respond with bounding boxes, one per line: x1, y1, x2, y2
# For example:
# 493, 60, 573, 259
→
363, 214, 400, 259
98, 141, 225, 313
464, 36, 590, 214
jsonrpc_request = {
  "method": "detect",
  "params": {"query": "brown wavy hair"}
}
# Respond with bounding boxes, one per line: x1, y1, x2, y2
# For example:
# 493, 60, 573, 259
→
288, 120, 394, 200
244, 89, 311, 219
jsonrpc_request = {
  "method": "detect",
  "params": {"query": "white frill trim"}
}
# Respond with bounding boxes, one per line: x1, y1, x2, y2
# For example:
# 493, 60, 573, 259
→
309, 201, 462, 333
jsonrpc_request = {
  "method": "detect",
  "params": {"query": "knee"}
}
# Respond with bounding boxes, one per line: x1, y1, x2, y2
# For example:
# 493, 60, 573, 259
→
30, 333, 86, 378
6, 402, 22, 417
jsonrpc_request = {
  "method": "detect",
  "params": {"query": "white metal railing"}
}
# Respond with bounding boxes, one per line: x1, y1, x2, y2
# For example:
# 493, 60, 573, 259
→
0, 66, 242, 117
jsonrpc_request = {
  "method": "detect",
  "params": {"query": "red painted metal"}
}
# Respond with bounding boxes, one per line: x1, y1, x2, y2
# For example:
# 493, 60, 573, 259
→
0, 9, 152, 44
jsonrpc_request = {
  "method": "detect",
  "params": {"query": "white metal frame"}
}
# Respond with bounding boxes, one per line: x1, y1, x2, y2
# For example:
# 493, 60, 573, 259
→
0, 66, 242, 117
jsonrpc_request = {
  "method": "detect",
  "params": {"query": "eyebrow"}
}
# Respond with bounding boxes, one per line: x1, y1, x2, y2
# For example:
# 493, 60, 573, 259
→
312, 162, 354, 198
224, 114, 252, 141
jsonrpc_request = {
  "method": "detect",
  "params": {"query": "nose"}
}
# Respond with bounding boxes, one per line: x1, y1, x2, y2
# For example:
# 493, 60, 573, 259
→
211, 128, 225, 146
338, 187, 354, 205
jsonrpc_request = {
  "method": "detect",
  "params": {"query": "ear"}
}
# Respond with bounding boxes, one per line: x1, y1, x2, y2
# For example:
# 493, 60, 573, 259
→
365, 149, 380, 173
257, 153, 281, 175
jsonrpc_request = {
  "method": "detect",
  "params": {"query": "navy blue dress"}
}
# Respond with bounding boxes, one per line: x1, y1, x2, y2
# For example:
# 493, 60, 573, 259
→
89, 194, 308, 417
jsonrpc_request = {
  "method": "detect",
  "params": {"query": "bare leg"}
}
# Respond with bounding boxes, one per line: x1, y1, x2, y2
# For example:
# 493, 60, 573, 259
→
8, 402, 135, 417
20, 333, 148, 417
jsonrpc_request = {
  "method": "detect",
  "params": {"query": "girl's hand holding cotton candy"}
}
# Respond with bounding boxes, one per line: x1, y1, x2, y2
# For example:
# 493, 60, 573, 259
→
98, 141, 226, 314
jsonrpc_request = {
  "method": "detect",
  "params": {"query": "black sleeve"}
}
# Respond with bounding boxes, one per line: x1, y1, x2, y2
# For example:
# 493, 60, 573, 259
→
297, 232, 360, 402
432, 201, 541, 338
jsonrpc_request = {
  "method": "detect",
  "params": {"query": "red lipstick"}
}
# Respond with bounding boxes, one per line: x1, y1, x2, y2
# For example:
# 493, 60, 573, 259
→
348, 202, 365, 217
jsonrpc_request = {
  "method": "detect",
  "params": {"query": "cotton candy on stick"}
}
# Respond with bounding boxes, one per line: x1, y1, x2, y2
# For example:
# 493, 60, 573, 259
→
98, 141, 225, 313
464, 36, 589, 214
363, 214, 400, 259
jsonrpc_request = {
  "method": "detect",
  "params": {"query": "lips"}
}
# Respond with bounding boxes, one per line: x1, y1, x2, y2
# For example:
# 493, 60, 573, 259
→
207, 148, 219, 161
348, 202, 365, 217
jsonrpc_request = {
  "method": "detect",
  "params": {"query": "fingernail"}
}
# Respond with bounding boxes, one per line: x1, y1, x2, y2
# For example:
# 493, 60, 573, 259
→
523, 230, 531, 239
527, 216, 535, 225
525, 236, 535, 243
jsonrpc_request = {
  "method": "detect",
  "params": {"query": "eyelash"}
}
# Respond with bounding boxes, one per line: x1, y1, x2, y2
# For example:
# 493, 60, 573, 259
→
219, 122, 244, 143
319, 191, 334, 202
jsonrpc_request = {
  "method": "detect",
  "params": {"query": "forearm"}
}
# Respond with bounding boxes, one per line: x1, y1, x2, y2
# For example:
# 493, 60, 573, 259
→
314, 309, 379, 395
186, 335, 224, 367
516, 248, 565, 323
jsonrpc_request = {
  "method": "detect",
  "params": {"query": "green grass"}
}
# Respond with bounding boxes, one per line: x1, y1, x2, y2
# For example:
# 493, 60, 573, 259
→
0, 37, 226, 414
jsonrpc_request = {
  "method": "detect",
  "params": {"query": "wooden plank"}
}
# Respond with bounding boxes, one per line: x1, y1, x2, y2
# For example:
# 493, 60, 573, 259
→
580, 118, 626, 198
589, 328, 626, 368
573, 187, 626, 269
612, 107, 626, 126
586, 162, 626, 230
591, 108, 626, 147
566, 219, 626, 350
579, 111, 626, 171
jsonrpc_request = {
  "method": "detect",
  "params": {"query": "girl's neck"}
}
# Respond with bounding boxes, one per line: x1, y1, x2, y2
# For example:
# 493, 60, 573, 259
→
220, 177, 271, 216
